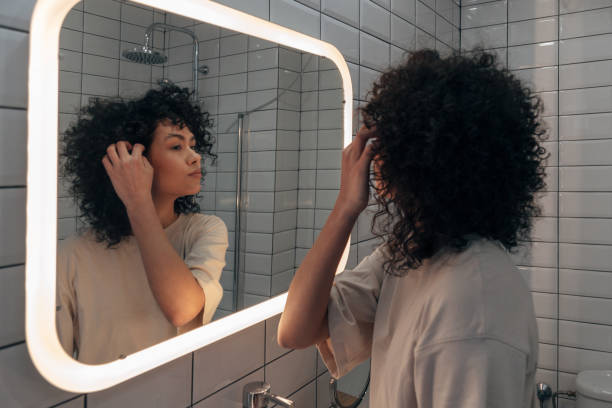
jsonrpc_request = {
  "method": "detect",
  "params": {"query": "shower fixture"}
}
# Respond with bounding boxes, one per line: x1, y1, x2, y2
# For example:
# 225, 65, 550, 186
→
122, 23, 209, 101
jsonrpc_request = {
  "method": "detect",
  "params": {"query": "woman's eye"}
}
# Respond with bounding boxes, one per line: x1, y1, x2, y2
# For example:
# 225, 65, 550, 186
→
172, 145, 182, 150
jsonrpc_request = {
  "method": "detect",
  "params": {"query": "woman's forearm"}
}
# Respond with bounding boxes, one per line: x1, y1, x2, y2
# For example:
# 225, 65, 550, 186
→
277, 204, 358, 349
127, 200, 205, 327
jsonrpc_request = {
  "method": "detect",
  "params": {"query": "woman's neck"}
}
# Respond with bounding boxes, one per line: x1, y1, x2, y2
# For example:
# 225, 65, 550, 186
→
152, 194, 179, 228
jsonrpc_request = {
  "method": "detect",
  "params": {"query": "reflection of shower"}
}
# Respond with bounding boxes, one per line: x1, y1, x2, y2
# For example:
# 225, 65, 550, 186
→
122, 23, 209, 100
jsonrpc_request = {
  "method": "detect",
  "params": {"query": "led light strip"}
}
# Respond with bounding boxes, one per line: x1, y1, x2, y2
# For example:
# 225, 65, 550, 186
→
26, 0, 352, 392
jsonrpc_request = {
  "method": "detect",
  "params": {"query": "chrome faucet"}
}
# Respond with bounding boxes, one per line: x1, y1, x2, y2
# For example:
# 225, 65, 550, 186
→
243, 381, 295, 408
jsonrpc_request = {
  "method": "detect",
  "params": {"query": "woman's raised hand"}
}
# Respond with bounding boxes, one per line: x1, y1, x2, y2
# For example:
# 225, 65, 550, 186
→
335, 124, 377, 219
101, 141, 154, 210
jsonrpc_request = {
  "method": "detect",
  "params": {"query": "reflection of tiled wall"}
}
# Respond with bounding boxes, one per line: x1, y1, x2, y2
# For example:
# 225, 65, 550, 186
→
57, 0, 166, 240
0, 0, 460, 406
462, 1, 612, 406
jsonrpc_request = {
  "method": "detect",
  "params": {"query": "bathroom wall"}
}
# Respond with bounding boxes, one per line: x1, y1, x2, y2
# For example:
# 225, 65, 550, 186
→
0, 0, 459, 406
461, 1, 612, 406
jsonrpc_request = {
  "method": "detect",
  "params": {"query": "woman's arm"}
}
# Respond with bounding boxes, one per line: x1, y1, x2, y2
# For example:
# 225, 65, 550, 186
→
102, 141, 204, 327
277, 126, 377, 349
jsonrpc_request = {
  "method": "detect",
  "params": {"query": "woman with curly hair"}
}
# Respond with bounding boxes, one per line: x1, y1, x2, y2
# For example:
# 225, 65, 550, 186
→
278, 48, 548, 407
56, 82, 228, 364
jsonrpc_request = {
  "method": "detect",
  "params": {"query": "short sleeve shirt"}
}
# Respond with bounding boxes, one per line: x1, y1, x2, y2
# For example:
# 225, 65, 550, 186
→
317, 238, 539, 407
56, 213, 228, 364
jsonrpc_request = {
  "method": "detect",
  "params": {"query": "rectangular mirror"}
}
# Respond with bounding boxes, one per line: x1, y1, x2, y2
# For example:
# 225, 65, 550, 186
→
28, 0, 352, 392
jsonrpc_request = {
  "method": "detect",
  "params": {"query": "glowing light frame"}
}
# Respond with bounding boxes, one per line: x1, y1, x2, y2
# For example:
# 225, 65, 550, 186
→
27, 0, 352, 393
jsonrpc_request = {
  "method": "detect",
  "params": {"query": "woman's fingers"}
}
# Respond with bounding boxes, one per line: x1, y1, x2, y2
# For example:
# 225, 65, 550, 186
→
131, 143, 145, 159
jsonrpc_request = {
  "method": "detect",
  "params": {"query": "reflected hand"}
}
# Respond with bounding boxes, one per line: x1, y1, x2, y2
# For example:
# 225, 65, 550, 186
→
335, 124, 377, 219
101, 141, 154, 210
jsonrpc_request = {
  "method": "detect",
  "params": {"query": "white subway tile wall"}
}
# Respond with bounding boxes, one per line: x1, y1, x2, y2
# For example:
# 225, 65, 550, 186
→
1, 0, 535, 406
463, 1, 612, 406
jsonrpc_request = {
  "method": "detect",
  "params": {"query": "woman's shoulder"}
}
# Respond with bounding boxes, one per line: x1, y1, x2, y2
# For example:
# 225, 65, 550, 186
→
183, 213, 228, 237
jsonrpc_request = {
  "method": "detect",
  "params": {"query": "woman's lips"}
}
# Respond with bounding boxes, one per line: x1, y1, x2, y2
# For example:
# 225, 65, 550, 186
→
189, 171, 201, 178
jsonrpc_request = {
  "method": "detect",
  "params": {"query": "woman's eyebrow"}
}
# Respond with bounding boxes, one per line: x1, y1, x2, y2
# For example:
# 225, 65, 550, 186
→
165, 133, 196, 142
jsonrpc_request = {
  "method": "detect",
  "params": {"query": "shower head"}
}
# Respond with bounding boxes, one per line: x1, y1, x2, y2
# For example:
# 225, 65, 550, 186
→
122, 46, 167, 65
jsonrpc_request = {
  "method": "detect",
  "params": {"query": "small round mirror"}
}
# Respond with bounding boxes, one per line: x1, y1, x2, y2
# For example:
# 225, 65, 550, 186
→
328, 359, 370, 408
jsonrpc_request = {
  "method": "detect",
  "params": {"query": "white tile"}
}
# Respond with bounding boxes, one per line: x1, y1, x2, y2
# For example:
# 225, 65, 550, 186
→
218, 92, 246, 114
244, 253, 272, 275
248, 172, 275, 192
194, 368, 264, 408
247, 192, 275, 212
416, 0, 435, 35
537, 318, 558, 344
560, 140, 612, 166
511, 241, 558, 268
84, 13, 120, 40
271, 268, 294, 295
436, 15, 455, 46
359, 66, 381, 100
0, 0, 36, 31
62, 9, 83, 31
560, 166, 612, 191
560, 192, 612, 218
561, 86, 612, 115
272, 248, 295, 273
85, 0, 121, 19
193, 322, 265, 401
560, 267, 612, 300
322, 0, 359, 27
559, 320, 612, 352
89, 355, 191, 407
244, 272, 271, 296
316, 189, 339, 209
508, 42, 558, 70
248, 48, 278, 71
219, 53, 247, 76
214, 0, 270, 20
560, 0, 612, 14
559, 345, 612, 374
512, 66, 558, 93
416, 27, 436, 49
538, 343, 557, 370
274, 190, 298, 211
275, 170, 299, 191
274, 210, 297, 232
560, 60, 612, 90
560, 34, 612, 65
322, 15, 359, 63
0, 28, 28, 108
532, 292, 558, 319
540, 91, 560, 117
121, 3, 154, 27
560, 218, 612, 245
0, 265, 24, 346
508, 0, 557, 21
279, 48, 301, 72
265, 347, 317, 398
271, 0, 321, 38
560, 113, 612, 141
246, 232, 273, 254
391, 15, 416, 50
560, 243, 612, 271
248, 130, 276, 151
83, 54, 119, 78
360, 0, 391, 41
560, 7, 612, 39
462, 1, 507, 29
0, 188, 25, 266
317, 371, 333, 407
83, 33, 119, 59
391, 0, 415, 23
249, 110, 277, 132
287, 380, 316, 408
246, 211, 273, 233
60, 28, 83, 53
317, 149, 342, 170
518, 266, 558, 292
509, 17, 558, 47
0, 109, 26, 186
265, 314, 289, 363
0, 343, 76, 407
248, 69, 278, 92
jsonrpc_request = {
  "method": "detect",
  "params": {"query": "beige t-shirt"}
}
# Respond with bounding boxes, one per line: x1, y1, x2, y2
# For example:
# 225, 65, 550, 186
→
56, 213, 228, 364
318, 238, 539, 407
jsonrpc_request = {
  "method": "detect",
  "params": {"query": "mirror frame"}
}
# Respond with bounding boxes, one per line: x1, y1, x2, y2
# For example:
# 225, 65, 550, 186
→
26, 0, 353, 393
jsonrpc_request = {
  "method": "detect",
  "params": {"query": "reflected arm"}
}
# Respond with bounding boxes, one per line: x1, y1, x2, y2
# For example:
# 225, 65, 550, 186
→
127, 199, 205, 328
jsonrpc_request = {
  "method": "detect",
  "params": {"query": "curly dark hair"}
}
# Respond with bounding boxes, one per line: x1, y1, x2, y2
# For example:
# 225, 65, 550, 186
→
61, 81, 216, 247
362, 48, 549, 276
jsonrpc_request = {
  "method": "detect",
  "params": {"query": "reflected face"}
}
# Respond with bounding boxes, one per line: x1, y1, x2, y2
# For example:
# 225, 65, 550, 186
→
147, 120, 202, 198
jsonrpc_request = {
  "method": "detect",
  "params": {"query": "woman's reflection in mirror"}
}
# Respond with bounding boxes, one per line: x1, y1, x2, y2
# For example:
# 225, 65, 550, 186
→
57, 81, 228, 364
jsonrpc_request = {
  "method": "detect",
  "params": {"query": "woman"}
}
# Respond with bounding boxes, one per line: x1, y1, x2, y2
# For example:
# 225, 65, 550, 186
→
56, 82, 228, 364
278, 49, 548, 406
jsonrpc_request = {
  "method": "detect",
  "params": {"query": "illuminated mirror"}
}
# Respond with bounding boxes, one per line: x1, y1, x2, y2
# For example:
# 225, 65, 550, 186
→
27, 0, 352, 392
